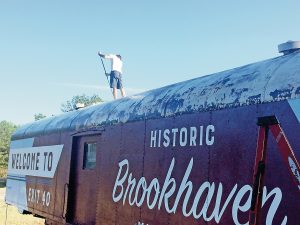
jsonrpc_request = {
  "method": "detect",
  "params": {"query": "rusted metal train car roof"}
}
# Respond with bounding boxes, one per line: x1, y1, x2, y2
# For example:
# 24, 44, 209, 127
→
13, 51, 300, 140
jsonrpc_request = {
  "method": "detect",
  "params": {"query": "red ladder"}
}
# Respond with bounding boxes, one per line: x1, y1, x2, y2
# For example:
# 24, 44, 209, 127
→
249, 116, 300, 225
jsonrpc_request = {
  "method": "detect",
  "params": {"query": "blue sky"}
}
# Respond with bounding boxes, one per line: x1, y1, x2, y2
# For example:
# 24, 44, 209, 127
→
1, 1, 300, 125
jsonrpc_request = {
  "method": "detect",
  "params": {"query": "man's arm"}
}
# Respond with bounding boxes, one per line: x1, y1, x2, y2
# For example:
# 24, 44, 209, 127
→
98, 51, 114, 59
98, 51, 105, 58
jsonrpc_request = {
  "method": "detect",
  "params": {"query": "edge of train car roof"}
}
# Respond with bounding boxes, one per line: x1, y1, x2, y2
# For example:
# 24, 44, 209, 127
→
12, 51, 300, 140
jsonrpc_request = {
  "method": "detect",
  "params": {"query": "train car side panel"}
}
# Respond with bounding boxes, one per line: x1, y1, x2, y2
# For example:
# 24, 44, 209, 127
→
6, 132, 73, 224
95, 100, 300, 225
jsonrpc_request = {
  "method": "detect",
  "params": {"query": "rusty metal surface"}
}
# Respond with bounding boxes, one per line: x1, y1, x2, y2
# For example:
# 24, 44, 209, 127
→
8, 100, 300, 224
95, 122, 146, 225
24, 132, 72, 224
95, 124, 122, 225
12, 51, 300, 140
67, 135, 99, 224
8, 51, 300, 225
94, 100, 300, 225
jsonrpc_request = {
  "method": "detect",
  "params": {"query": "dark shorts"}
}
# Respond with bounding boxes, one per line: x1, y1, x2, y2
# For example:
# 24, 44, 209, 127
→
110, 71, 123, 89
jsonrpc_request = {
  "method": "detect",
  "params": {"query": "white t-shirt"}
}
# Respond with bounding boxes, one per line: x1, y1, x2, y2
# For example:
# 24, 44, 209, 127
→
104, 54, 123, 73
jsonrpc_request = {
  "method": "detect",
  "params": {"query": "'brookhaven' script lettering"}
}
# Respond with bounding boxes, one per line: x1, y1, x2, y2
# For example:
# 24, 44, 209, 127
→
112, 158, 287, 225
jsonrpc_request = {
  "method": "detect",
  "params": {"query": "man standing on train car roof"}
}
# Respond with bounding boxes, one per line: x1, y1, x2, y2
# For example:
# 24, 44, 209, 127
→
98, 51, 126, 99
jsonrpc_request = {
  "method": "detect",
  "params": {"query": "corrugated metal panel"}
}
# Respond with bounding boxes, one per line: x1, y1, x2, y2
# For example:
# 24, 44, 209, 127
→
12, 51, 300, 140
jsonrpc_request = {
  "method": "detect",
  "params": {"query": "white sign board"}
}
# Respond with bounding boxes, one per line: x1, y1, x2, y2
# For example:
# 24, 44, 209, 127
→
8, 145, 64, 178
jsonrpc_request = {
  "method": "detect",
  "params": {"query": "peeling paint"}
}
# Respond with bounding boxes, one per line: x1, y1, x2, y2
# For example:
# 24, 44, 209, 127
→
295, 87, 300, 96
270, 88, 293, 100
12, 51, 300, 140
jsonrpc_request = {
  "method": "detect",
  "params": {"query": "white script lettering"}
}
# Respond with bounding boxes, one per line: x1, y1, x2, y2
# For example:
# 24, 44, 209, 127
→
112, 158, 286, 224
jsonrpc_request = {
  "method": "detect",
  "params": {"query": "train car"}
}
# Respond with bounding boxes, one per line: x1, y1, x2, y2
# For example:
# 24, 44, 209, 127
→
5, 42, 300, 225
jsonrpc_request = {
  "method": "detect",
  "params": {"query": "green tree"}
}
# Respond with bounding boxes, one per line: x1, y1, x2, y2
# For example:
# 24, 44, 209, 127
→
0, 121, 18, 169
34, 113, 47, 121
61, 94, 103, 112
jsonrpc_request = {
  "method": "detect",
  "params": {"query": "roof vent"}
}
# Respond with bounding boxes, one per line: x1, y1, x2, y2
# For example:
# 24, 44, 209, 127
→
278, 40, 300, 55
75, 103, 85, 110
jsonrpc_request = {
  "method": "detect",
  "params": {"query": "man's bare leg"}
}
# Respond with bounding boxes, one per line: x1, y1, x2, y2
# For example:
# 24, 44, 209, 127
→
113, 88, 117, 99
121, 88, 126, 97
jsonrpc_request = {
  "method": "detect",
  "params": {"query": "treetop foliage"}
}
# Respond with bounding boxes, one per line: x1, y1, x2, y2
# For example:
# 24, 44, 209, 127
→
0, 121, 18, 168
34, 113, 47, 121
